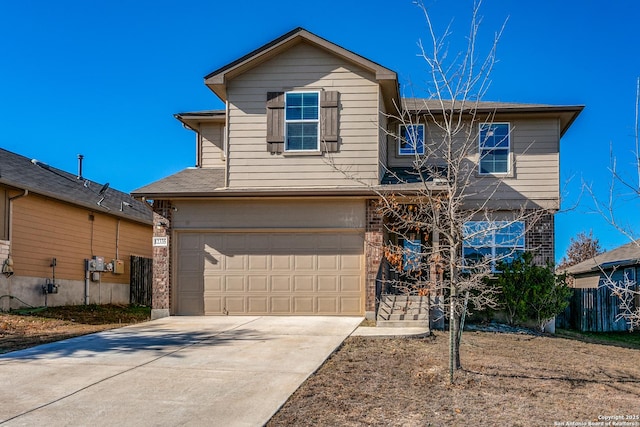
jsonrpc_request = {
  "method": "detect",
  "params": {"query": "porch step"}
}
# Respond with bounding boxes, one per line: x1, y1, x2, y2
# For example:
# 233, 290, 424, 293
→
376, 294, 429, 328
376, 319, 430, 328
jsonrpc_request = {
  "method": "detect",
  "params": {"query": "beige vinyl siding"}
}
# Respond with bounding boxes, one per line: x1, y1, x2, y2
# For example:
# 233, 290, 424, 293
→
171, 198, 366, 230
572, 274, 599, 289
11, 194, 152, 282
378, 87, 388, 183
200, 123, 226, 168
226, 42, 380, 188
0, 187, 8, 240
387, 116, 561, 207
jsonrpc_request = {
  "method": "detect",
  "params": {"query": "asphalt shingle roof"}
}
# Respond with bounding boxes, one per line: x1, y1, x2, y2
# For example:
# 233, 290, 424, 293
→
563, 241, 640, 275
0, 148, 152, 225
131, 168, 226, 197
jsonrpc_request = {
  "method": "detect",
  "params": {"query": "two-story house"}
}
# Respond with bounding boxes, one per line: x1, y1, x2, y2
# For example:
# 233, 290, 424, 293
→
132, 28, 583, 320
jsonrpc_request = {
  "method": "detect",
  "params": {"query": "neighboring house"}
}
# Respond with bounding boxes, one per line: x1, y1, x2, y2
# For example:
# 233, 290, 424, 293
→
0, 148, 153, 310
560, 242, 639, 332
132, 28, 583, 320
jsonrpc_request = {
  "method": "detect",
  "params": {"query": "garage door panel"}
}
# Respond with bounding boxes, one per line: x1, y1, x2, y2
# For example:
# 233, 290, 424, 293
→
249, 255, 269, 270
247, 297, 268, 313
341, 297, 362, 313
176, 231, 364, 315
340, 234, 365, 251
341, 254, 361, 270
271, 297, 291, 313
317, 255, 338, 270
272, 255, 291, 270
318, 276, 339, 292
204, 296, 223, 314
226, 255, 246, 270
204, 255, 222, 271
317, 297, 338, 313
179, 295, 204, 315
225, 234, 247, 251
294, 276, 314, 291
341, 276, 361, 291
248, 275, 268, 291
225, 297, 245, 313
294, 255, 314, 270
178, 254, 202, 272
204, 276, 222, 292
272, 276, 291, 292
294, 297, 314, 313
225, 276, 245, 292
179, 233, 202, 250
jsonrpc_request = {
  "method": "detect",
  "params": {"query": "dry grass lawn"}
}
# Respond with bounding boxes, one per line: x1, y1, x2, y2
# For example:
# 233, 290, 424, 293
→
0, 304, 150, 354
268, 331, 640, 426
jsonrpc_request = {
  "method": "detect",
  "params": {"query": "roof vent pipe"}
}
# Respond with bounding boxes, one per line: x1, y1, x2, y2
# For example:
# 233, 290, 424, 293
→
77, 154, 84, 179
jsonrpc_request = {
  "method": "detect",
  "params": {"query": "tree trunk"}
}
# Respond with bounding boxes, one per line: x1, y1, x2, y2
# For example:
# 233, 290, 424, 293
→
448, 287, 456, 384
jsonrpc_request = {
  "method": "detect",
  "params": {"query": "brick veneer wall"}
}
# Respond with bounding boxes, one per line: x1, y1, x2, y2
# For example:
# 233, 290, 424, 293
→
526, 211, 555, 266
365, 199, 383, 316
151, 200, 172, 319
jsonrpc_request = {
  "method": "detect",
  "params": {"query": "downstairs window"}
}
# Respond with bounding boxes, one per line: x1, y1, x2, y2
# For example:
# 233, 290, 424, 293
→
463, 221, 525, 271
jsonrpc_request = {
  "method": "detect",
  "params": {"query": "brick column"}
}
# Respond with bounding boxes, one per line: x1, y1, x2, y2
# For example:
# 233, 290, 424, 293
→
365, 199, 384, 318
526, 211, 555, 266
151, 200, 172, 319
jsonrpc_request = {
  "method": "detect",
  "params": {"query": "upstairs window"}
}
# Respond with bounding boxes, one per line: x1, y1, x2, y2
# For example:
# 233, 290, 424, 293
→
479, 123, 510, 174
463, 220, 525, 271
398, 124, 425, 156
285, 92, 320, 151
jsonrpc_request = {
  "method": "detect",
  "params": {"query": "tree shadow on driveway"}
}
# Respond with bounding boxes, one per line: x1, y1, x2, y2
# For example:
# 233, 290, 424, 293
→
0, 326, 268, 362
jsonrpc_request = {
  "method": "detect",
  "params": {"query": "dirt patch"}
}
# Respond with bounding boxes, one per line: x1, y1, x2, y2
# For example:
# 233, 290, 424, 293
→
268, 331, 640, 426
0, 304, 150, 354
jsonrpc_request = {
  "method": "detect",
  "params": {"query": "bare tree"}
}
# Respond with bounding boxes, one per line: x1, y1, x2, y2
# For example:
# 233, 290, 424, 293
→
322, 1, 561, 383
601, 271, 640, 331
586, 78, 640, 330
557, 230, 603, 270
374, 1, 554, 384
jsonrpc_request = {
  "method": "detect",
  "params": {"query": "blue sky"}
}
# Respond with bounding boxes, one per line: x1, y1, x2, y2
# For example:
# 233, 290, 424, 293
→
1, 0, 639, 260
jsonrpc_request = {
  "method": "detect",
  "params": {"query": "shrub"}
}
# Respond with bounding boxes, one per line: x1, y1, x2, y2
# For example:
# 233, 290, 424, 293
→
495, 252, 572, 331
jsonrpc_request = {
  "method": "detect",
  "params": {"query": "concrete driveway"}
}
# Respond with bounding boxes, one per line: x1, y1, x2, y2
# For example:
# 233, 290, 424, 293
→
0, 316, 362, 426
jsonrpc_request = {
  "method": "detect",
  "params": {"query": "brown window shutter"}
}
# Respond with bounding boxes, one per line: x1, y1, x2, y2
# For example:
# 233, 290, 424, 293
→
320, 91, 339, 152
266, 92, 285, 153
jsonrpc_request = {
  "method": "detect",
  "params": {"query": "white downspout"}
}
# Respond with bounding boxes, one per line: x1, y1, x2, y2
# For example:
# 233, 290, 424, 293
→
85, 268, 90, 305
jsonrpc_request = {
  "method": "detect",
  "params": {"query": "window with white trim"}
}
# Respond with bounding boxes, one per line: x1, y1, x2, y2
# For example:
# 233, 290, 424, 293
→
285, 91, 320, 151
479, 123, 510, 174
463, 221, 525, 271
398, 124, 425, 156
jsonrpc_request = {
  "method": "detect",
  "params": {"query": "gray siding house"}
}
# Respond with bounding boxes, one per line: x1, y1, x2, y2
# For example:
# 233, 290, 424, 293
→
561, 242, 639, 332
132, 28, 583, 320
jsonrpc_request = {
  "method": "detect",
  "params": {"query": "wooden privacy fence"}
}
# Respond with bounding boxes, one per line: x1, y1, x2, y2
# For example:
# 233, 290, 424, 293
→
557, 286, 629, 332
130, 255, 153, 306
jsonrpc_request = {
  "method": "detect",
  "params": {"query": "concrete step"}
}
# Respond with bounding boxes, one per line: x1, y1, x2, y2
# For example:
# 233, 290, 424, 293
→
376, 319, 430, 328
385, 314, 428, 321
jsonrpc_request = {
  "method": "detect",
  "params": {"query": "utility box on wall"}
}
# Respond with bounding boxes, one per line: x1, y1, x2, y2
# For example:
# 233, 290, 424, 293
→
86, 256, 105, 272
113, 259, 125, 274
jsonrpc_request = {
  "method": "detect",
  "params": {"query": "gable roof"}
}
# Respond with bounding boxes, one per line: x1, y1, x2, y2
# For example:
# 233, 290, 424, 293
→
563, 241, 640, 275
403, 99, 584, 137
131, 168, 226, 197
0, 148, 152, 225
204, 27, 399, 110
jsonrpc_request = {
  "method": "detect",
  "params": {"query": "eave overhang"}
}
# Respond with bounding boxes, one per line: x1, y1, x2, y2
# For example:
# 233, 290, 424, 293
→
174, 110, 226, 131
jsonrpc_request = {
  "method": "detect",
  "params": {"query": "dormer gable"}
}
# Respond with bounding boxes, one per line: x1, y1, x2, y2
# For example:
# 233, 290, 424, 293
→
204, 27, 399, 112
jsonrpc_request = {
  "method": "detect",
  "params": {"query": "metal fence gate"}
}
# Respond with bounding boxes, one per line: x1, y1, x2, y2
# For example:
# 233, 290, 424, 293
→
130, 256, 153, 306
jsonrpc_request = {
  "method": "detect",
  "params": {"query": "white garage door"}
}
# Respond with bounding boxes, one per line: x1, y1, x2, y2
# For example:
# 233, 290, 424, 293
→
175, 231, 364, 315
